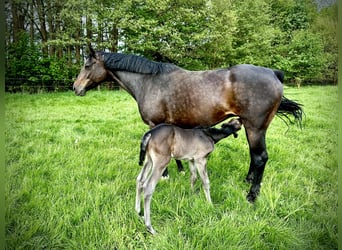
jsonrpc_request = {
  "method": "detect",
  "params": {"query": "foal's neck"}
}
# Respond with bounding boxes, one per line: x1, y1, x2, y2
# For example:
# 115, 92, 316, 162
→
203, 127, 235, 143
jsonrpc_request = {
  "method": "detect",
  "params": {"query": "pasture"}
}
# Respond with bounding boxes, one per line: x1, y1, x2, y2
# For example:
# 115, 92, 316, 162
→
5, 86, 337, 249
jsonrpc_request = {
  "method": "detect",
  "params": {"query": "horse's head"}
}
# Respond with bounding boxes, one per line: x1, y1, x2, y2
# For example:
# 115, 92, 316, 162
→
73, 46, 109, 96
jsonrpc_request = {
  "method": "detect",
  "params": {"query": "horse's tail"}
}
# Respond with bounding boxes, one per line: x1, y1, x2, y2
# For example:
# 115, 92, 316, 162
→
277, 96, 304, 128
139, 132, 152, 166
273, 69, 284, 83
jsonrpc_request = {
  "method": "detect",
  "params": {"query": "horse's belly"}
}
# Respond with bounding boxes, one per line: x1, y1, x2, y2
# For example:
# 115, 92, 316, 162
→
168, 109, 232, 128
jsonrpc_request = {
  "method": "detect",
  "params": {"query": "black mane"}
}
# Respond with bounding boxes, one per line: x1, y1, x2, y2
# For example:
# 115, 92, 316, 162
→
99, 52, 179, 74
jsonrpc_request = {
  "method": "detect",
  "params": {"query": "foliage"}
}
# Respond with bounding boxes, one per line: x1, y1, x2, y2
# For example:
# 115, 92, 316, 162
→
274, 30, 326, 82
5, 32, 73, 91
5, 0, 338, 88
5, 86, 337, 248
311, 2, 338, 82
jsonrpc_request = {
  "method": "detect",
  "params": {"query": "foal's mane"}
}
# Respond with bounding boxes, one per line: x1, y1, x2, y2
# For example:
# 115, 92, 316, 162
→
99, 52, 179, 74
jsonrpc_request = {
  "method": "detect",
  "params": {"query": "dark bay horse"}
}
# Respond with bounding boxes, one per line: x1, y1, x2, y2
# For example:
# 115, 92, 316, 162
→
73, 46, 303, 202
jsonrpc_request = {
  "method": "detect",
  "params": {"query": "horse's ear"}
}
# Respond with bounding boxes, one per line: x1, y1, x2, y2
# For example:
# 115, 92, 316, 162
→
88, 44, 96, 58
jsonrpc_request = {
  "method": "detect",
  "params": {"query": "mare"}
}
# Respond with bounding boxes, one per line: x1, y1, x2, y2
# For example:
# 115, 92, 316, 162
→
73, 46, 303, 202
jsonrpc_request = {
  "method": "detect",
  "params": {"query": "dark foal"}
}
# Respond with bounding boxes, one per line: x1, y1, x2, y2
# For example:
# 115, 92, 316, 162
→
135, 119, 241, 234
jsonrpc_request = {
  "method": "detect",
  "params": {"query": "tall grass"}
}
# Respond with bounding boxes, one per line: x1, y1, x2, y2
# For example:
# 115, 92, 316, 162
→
5, 86, 337, 249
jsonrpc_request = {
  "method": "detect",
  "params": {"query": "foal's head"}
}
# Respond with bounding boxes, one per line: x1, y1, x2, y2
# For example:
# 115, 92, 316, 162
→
221, 119, 242, 138
73, 46, 109, 96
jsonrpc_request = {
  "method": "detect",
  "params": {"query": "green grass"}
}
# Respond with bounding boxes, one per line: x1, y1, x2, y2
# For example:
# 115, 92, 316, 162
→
5, 86, 337, 249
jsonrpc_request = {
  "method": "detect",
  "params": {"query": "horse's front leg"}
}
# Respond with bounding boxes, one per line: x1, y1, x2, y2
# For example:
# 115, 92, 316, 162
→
161, 160, 184, 178
245, 163, 255, 184
161, 168, 169, 178
176, 160, 185, 173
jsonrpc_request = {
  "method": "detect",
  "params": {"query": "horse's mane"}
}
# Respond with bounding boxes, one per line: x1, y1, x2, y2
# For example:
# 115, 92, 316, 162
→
99, 52, 179, 74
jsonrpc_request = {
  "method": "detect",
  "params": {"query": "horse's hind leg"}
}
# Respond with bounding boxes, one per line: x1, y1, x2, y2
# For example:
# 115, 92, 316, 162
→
244, 127, 268, 203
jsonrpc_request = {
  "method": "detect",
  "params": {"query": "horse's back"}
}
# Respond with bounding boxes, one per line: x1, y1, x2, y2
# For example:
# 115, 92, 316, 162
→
229, 64, 283, 86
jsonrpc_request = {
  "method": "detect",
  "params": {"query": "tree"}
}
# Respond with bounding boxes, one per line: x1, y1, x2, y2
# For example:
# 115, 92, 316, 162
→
311, 2, 337, 83
5, 0, 338, 91
230, 0, 279, 67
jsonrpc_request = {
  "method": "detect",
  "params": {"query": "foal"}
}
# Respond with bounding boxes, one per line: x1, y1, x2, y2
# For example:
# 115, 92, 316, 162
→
135, 119, 242, 234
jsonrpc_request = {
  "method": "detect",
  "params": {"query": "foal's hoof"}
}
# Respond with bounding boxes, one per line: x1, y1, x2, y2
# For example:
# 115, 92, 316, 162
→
147, 226, 157, 235
179, 170, 186, 176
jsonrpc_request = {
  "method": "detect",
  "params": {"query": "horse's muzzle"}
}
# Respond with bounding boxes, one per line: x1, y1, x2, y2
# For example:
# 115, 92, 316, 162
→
73, 85, 86, 96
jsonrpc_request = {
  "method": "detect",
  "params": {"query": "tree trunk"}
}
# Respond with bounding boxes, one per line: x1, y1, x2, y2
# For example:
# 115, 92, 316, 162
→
75, 18, 82, 64
86, 15, 92, 46
11, 1, 26, 42
111, 24, 118, 52
35, 0, 48, 55
47, 1, 55, 57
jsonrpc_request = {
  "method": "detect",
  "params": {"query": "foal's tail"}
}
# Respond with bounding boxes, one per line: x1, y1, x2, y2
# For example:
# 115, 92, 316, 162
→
139, 132, 152, 166
277, 96, 304, 128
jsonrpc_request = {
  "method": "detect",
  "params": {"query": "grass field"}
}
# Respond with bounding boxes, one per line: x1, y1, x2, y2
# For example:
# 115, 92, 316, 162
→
5, 86, 337, 249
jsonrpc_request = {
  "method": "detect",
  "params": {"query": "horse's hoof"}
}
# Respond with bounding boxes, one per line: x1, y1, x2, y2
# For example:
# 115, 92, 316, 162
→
161, 175, 169, 180
246, 192, 257, 203
179, 170, 185, 176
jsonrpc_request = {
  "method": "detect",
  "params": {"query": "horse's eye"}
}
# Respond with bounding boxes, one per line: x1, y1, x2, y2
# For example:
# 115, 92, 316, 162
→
85, 61, 95, 69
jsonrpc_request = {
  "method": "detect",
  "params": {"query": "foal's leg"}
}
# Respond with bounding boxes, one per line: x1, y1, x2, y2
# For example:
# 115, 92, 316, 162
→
135, 160, 152, 216
195, 158, 212, 203
244, 127, 268, 203
162, 160, 184, 178
144, 157, 170, 235
189, 160, 197, 190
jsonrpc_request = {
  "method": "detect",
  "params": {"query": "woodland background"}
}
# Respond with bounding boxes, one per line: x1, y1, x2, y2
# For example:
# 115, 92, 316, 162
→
5, 0, 338, 92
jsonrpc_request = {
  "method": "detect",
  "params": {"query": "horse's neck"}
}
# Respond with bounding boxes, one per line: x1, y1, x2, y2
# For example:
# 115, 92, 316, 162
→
114, 71, 145, 99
